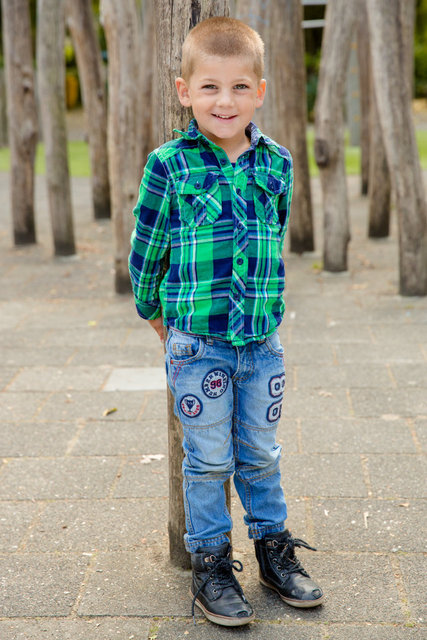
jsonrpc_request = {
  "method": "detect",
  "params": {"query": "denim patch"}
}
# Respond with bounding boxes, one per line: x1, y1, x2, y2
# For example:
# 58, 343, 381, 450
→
267, 400, 282, 422
180, 394, 203, 418
172, 342, 193, 357
269, 373, 285, 397
202, 369, 229, 398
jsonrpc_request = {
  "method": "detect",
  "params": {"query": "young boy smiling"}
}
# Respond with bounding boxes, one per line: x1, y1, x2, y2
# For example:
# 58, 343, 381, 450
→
129, 16, 324, 627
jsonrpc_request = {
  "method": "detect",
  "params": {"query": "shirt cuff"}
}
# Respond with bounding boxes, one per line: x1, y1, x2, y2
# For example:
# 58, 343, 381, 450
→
135, 302, 162, 320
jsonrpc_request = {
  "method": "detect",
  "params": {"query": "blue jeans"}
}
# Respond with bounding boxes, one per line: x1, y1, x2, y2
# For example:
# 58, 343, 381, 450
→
165, 327, 288, 553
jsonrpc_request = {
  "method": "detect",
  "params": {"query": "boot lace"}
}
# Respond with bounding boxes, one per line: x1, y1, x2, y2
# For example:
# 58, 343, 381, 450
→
191, 555, 244, 623
270, 534, 317, 577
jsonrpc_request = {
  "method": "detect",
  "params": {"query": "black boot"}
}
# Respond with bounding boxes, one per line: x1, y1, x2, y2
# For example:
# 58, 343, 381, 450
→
255, 530, 324, 608
190, 542, 255, 626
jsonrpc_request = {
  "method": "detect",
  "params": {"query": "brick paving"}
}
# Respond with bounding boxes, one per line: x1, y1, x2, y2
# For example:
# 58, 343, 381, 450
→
0, 167, 426, 639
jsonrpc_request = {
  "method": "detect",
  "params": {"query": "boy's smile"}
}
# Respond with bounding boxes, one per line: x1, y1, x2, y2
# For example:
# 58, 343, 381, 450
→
176, 55, 266, 160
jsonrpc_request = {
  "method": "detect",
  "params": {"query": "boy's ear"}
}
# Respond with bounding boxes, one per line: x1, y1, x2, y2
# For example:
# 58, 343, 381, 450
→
255, 79, 267, 108
175, 77, 192, 107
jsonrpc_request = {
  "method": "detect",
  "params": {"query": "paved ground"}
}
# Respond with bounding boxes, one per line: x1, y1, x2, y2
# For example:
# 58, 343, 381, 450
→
0, 161, 426, 640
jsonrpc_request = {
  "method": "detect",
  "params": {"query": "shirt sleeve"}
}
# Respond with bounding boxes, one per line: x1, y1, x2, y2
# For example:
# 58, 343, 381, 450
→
278, 153, 294, 240
128, 151, 171, 320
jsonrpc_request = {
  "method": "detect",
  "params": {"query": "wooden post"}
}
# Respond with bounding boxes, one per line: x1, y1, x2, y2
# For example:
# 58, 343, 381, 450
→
367, 0, 427, 295
65, 0, 111, 220
100, 0, 140, 293
37, 0, 75, 256
1, 0, 38, 245
154, 0, 230, 570
314, 0, 360, 272
276, 0, 314, 254
368, 91, 391, 238
357, 3, 371, 196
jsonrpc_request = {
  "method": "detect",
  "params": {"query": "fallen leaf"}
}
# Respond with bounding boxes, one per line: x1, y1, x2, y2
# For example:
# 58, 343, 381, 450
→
103, 407, 118, 416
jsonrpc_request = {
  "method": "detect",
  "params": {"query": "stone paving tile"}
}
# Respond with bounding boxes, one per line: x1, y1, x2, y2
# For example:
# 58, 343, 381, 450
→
282, 388, 351, 419
296, 364, 393, 389
390, 363, 427, 388
289, 324, 373, 344
324, 625, 422, 640
365, 454, 427, 499
70, 345, 158, 367
285, 343, 336, 366
0, 422, 77, 457
0, 457, 120, 500
71, 419, 169, 456
1, 345, 77, 367
311, 498, 425, 552
0, 392, 50, 422
241, 552, 405, 624
7, 366, 110, 392
300, 417, 417, 454
398, 554, 427, 622
0, 553, 90, 616
77, 549, 190, 617
414, 418, 427, 450
0, 368, 20, 391
112, 457, 169, 499
281, 454, 367, 498
0, 618, 151, 640
334, 343, 426, 364
155, 619, 323, 639
34, 391, 146, 422
0, 501, 39, 551
25, 498, 167, 552
370, 324, 427, 343
350, 388, 427, 418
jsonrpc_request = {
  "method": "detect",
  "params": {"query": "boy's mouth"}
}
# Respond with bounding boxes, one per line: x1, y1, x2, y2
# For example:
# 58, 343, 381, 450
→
213, 114, 236, 120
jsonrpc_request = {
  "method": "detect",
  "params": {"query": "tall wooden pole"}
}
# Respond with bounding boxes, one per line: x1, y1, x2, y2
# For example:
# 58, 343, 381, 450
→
100, 0, 140, 293
2, 0, 38, 246
37, 0, 75, 256
314, 0, 360, 272
276, 0, 314, 254
367, 0, 427, 296
154, 0, 229, 570
65, 0, 111, 220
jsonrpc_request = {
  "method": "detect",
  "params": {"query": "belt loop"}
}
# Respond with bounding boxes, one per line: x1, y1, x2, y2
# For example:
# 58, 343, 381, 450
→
257, 337, 266, 344
206, 336, 213, 345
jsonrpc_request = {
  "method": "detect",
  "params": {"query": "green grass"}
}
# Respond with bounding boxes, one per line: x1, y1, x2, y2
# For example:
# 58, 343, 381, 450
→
0, 128, 427, 178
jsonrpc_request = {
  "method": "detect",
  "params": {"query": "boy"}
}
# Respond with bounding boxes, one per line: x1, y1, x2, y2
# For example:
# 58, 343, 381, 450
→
129, 17, 324, 627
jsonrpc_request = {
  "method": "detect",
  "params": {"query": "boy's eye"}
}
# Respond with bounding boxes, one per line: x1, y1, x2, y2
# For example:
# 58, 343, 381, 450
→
202, 84, 217, 90
234, 84, 249, 90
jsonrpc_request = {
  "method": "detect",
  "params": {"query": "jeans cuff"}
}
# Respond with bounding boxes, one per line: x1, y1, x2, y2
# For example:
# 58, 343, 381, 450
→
185, 533, 230, 553
248, 521, 285, 540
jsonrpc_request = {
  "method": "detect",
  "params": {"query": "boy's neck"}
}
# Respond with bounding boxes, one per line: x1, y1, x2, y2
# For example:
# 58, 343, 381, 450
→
199, 126, 251, 163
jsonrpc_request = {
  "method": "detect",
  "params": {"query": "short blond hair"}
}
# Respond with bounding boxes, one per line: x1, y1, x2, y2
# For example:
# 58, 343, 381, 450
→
181, 17, 264, 81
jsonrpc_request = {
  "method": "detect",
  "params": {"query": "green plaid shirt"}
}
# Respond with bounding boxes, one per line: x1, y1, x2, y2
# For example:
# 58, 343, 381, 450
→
129, 119, 293, 346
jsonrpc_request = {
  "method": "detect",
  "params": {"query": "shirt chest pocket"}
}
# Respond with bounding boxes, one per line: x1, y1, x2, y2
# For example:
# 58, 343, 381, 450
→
253, 170, 287, 226
176, 172, 222, 227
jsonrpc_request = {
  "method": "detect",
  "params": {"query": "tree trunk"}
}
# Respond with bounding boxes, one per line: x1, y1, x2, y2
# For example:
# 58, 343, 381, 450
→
138, 0, 156, 174
368, 90, 391, 238
101, 0, 140, 293
314, 0, 359, 272
65, 0, 111, 220
154, 0, 229, 570
357, 5, 370, 196
2, 0, 38, 245
37, 0, 75, 256
367, 0, 427, 295
276, 0, 314, 253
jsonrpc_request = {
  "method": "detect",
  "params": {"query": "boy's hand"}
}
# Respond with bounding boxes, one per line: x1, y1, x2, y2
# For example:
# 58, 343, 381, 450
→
148, 317, 165, 343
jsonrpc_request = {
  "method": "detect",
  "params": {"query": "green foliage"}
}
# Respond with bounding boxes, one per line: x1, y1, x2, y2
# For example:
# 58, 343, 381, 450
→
415, 0, 427, 97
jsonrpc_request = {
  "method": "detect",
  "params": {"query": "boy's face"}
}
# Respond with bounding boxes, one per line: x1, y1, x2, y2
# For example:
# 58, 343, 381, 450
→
176, 55, 266, 153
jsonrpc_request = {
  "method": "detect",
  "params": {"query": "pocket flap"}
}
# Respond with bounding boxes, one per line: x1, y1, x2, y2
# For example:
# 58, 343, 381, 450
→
176, 172, 219, 195
253, 171, 286, 196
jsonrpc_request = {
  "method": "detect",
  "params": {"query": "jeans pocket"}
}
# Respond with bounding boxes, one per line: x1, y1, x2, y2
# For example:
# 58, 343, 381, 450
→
166, 328, 204, 365
265, 331, 285, 358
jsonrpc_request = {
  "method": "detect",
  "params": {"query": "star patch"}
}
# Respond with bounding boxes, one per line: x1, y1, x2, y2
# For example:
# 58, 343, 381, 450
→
269, 373, 285, 397
180, 394, 203, 418
267, 400, 282, 423
202, 369, 229, 399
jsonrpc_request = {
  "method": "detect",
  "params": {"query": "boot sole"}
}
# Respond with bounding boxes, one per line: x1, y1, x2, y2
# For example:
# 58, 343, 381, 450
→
259, 574, 325, 608
190, 589, 255, 626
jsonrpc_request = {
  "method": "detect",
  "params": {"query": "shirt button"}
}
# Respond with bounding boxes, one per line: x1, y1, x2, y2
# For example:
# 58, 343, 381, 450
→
236, 257, 244, 265
220, 158, 227, 165
236, 188, 242, 196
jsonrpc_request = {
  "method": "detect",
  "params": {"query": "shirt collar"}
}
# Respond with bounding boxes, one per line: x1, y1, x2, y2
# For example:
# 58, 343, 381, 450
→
174, 119, 282, 155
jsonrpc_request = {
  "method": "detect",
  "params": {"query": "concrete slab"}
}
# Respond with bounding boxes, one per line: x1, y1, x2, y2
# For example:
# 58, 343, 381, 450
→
0, 422, 78, 457
0, 553, 90, 616
0, 501, 39, 551
0, 618, 151, 640
155, 619, 323, 639
104, 367, 167, 391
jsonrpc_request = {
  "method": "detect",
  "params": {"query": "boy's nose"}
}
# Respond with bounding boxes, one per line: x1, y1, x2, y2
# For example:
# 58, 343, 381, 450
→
216, 90, 234, 107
